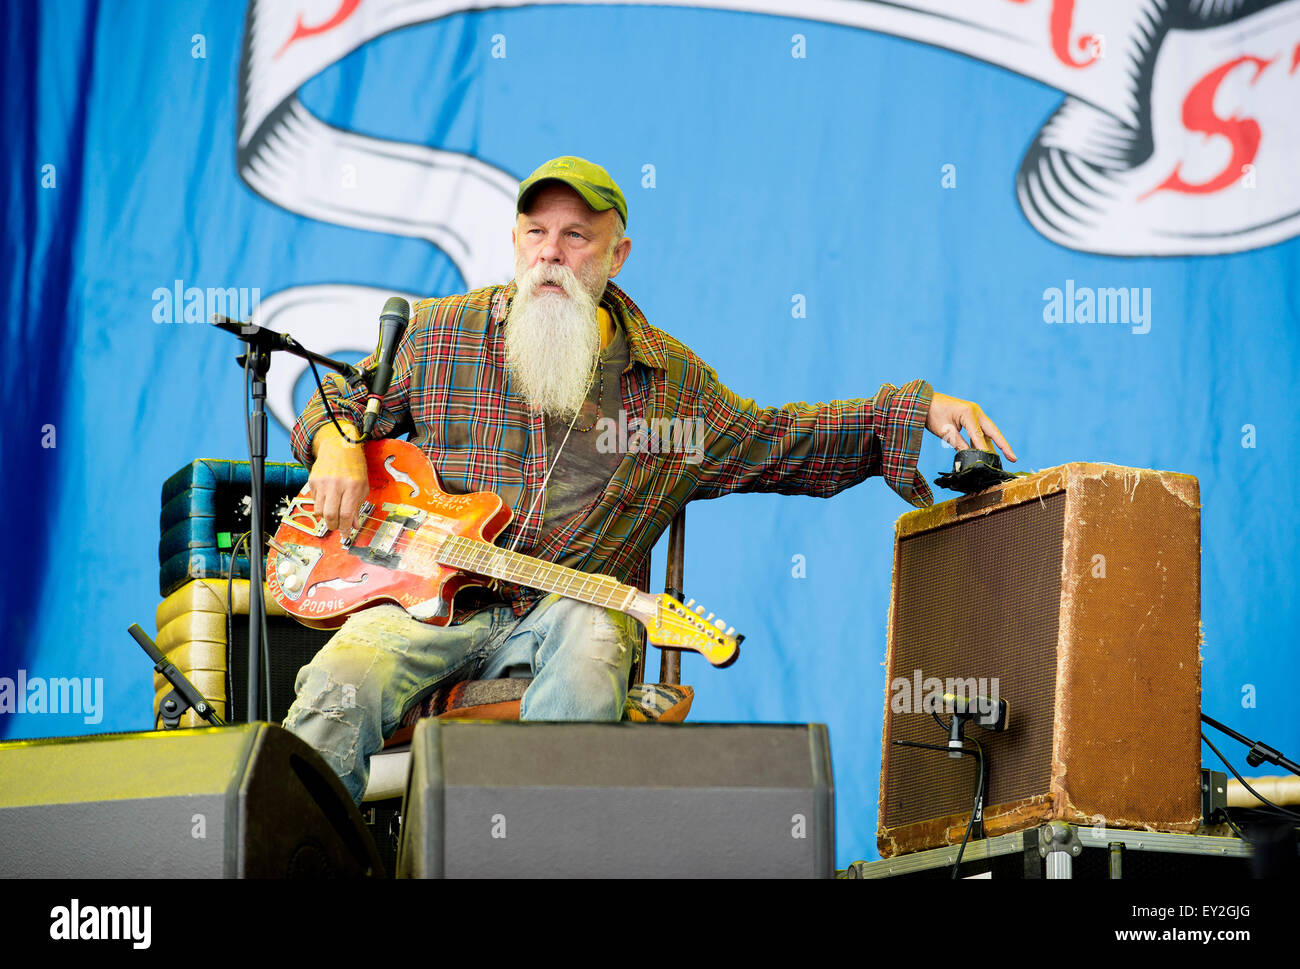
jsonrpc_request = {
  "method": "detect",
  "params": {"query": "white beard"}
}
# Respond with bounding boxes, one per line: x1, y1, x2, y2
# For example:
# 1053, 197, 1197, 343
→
504, 254, 608, 419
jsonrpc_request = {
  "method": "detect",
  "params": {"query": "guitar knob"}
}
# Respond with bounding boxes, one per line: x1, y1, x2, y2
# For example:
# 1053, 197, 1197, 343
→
282, 574, 302, 593
276, 561, 293, 578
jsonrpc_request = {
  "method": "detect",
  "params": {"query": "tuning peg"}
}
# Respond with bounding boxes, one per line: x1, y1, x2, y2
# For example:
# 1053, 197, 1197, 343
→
704, 612, 714, 622
685, 598, 695, 608
713, 618, 726, 630
694, 605, 704, 615
725, 626, 734, 637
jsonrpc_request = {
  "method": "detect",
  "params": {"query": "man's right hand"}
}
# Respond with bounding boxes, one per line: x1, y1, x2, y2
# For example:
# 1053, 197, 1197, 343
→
306, 423, 369, 532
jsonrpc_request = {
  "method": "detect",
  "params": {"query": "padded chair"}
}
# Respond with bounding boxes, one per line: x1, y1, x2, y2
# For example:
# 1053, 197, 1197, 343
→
363, 510, 693, 802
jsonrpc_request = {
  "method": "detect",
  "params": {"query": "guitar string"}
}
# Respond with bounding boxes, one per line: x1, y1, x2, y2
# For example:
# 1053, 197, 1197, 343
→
287, 502, 629, 609
342, 508, 627, 607
336, 526, 726, 647
342, 521, 728, 642
295, 508, 729, 644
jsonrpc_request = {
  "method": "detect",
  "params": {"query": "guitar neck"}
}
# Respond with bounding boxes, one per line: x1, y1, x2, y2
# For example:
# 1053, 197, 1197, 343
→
436, 535, 653, 621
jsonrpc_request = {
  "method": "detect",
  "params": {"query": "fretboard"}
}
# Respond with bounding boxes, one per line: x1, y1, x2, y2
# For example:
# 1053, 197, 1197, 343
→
436, 535, 638, 613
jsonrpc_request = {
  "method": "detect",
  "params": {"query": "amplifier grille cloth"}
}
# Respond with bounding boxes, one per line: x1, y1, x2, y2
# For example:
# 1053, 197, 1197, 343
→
885, 492, 1065, 828
228, 617, 331, 724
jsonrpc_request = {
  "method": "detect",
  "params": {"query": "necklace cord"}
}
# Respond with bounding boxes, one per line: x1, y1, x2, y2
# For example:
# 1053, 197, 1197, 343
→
506, 346, 603, 555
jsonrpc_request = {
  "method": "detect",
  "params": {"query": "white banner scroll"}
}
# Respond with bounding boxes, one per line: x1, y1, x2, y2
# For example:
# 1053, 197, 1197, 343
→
238, 0, 1300, 427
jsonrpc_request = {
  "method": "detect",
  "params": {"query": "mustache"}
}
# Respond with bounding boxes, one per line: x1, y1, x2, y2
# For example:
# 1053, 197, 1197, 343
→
519, 261, 582, 297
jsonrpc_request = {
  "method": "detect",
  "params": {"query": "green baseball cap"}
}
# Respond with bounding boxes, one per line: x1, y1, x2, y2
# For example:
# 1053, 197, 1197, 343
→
517, 156, 627, 227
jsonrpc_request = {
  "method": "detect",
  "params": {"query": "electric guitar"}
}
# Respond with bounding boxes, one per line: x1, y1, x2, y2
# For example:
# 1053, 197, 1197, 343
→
265, 439, 741, 667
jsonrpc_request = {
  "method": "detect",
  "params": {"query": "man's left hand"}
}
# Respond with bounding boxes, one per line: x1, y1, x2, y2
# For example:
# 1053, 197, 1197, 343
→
926, 391, 1017, 462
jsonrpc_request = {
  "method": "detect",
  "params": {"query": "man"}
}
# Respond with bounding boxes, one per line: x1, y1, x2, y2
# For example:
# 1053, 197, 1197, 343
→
284, 156, 1015, 804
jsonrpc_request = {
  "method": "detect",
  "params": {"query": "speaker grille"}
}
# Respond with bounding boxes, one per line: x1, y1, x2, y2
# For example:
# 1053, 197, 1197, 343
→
884, 492, 1065, 828
228, 617, 332, 724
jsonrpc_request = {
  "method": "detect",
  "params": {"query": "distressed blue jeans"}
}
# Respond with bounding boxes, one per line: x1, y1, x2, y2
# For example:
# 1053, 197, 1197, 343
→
282, 593, 640, 804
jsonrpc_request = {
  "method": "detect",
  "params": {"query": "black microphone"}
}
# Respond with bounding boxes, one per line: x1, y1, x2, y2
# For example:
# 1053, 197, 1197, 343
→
209, 314, 295, 349
942, 691, 1009, 759
129, 623, 224, 726
362, 297, 411, 438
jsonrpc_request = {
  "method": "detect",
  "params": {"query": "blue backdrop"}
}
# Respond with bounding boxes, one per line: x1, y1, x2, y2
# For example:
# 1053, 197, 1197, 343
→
4, 0, 1297, 868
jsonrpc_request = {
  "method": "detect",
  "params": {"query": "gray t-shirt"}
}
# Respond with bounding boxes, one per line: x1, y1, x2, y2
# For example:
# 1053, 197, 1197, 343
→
538, 310, 630, 546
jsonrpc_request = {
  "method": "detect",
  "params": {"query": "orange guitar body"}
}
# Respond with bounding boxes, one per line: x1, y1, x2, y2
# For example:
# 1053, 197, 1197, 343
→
267, 439, 743, 667
266, 439, 513, 630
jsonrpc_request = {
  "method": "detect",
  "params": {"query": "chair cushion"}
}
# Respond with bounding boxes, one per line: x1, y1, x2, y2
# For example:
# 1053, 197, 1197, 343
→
624, 683, 694, 723
445, 678, 530, 709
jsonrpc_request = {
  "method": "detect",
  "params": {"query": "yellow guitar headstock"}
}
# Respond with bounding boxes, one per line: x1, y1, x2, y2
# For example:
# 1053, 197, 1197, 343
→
643, 594, 742, 668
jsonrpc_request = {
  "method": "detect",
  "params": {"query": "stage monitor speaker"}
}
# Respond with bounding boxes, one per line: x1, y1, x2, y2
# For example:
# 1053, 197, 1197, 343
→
878, 463, 1202, 857
153, 578, 332, 727
0, 723, 384, 877
398, 720, 834, 878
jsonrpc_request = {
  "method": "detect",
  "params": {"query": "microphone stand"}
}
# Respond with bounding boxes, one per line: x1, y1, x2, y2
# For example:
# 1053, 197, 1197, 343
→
130, 624, 224, 729
209, 314, 370, 721
1201, 713, 1300, 778
1201, 713, 1300, 877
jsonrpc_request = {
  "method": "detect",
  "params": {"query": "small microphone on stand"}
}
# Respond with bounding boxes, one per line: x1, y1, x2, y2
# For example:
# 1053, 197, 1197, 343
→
362, 297, 411, 438
942, 691, 1009, 757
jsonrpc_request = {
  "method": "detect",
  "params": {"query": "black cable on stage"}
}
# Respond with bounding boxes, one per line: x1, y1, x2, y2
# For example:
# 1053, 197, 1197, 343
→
1202, 712, 1300, 777
303, 341, 365, 445
929, 710, 986, 878
262, 593, 271, 722
1202, 730, 1300, 823
226, 530, 251, 722
1219, 808, 1249, 844
241, 354, 261, 720
891, 710, 988, 879
952, 735, 985, 879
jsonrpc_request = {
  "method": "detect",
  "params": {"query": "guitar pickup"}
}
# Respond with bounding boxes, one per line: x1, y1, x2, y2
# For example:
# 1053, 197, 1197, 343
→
347, 546, 401, 570
371, 504, 427, 554
380, 503, 427, 526
346, 502, 426, 569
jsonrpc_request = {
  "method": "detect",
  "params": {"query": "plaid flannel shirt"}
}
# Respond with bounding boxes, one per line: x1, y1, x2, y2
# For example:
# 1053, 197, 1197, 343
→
290, 280, 935, 620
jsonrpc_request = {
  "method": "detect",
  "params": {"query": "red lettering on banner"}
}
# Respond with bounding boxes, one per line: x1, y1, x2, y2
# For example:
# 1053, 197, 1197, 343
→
1049, 0, 1099, 69
1142, 55, 1273, 200
276, 0, 363, 59
1004, 0, 1099, 69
